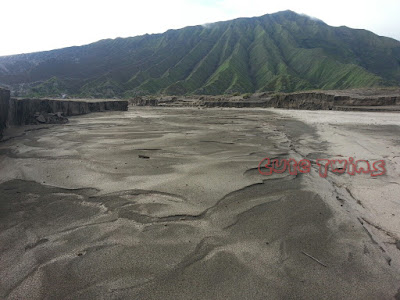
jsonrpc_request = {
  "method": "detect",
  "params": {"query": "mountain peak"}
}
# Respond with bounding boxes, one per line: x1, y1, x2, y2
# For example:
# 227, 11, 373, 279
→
273, 9, 298, 15
0, 12, 399, 97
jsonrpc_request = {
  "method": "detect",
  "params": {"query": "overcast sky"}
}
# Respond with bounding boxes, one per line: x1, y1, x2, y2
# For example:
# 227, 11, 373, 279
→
1, 0, 399, 56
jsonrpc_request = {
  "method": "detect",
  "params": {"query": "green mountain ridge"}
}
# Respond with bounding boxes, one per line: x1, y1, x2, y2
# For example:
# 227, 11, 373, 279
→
0, 10, 399, 97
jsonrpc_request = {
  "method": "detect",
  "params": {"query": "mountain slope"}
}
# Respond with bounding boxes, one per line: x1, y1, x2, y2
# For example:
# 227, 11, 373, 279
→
0, 10, 399, 97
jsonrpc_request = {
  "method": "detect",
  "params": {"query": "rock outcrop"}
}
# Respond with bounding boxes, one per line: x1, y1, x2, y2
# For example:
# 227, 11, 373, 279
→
129, 89, 400, 111
271, 92, 400, 110
8, 98, 128, 126
129, 97, 158, 106
0, 88, 10, 138
0, 90, 128, 138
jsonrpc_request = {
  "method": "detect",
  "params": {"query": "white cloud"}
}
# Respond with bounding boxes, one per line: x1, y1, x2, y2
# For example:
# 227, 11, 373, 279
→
1, 0, 399, 56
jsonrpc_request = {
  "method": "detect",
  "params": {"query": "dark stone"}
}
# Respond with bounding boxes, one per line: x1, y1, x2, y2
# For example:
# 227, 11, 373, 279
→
36, 114, 46, 123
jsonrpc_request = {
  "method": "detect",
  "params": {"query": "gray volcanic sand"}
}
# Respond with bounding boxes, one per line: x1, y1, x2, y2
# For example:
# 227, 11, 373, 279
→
0, 107, 399, 299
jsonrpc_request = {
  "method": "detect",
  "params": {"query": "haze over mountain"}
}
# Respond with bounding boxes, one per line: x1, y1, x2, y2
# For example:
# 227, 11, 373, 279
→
1, 10, 399, 98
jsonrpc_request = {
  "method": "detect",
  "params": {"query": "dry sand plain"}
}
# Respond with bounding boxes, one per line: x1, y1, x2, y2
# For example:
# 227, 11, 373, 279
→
0, 107, 400, 299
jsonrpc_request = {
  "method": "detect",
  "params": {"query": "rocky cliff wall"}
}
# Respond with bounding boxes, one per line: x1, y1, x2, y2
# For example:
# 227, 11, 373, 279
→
130, 91, 400, 110
272, 93, 335, 110
271, 93, 400, 110
8, 98, 128, 126
0, 88, 11, 138
199, 100, 272, 108
0, 91, 128, 138
129, 98, 159, 106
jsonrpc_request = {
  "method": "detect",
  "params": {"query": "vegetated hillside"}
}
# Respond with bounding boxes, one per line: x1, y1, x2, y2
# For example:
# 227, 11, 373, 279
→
0, 10, 399, 98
